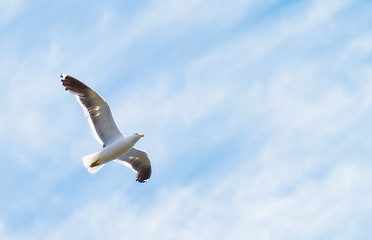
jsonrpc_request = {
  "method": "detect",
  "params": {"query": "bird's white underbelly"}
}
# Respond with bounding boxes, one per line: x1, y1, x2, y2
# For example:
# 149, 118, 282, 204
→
99, 137, 135, 164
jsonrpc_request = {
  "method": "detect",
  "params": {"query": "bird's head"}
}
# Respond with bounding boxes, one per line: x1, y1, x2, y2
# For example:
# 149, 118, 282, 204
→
134, 132, 145, 139
129, 132, 144, 144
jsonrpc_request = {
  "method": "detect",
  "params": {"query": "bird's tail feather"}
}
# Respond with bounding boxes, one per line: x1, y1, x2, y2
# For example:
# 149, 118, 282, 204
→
82, 152, 104, 174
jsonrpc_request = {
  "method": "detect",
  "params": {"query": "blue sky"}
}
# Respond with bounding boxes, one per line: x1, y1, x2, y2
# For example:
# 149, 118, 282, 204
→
1, 0, 372, 239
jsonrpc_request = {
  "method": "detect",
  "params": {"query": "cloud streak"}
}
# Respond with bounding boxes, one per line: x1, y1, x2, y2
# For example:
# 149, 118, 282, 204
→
1, 0, 372, 239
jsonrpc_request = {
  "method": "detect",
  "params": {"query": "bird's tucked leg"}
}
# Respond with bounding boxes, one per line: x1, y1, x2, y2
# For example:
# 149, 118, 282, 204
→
90, 160, 101, 168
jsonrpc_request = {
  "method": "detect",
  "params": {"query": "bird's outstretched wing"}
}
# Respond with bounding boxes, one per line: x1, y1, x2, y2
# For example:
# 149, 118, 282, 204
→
115, 148, 152, 183
61, 74, 122, 147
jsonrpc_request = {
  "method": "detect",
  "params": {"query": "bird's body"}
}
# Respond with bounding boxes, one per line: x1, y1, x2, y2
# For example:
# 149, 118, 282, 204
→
83, 134, 142, 173
100, 135, 140, 164
61, 74, 151, 183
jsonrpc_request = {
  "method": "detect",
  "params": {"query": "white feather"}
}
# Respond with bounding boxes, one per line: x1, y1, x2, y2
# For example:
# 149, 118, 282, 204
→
82, 151, 104, 174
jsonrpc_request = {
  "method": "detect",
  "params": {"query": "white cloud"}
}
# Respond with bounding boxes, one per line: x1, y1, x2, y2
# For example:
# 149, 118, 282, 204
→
29, 61, 372, 239
0, 0, 23, 26
33, 153, 372, 240
1, 0, 372, 239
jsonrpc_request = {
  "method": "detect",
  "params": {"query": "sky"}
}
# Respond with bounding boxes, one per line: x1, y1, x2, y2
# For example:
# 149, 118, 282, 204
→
1, 0, 372, 239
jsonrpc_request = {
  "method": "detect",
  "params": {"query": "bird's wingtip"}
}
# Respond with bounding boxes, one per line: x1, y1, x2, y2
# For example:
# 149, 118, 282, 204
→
136, 166, 152, 183
60, 73, 67, 80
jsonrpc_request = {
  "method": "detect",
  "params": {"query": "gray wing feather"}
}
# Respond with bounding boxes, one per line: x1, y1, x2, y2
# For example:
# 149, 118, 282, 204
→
61, 74, 122, 146
115, 148, 152, 183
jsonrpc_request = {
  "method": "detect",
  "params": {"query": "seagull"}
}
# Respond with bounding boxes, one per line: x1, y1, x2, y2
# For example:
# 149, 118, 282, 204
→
61, 74, 151, 183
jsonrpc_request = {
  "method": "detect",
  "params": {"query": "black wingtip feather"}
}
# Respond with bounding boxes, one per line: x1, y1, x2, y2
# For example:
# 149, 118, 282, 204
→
60, 74, 90, 95
136, 166, 152, 183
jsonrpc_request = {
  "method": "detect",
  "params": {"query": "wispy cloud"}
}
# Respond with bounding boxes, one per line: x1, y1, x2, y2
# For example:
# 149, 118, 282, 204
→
1, 0, 372, 239
0, 0, 24, 26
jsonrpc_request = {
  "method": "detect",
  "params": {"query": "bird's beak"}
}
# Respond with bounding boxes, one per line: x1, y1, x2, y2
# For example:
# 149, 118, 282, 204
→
139, 134, 145, 138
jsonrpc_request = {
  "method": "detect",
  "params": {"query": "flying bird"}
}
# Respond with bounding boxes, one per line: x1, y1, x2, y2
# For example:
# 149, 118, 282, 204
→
61, 74, 151, 183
